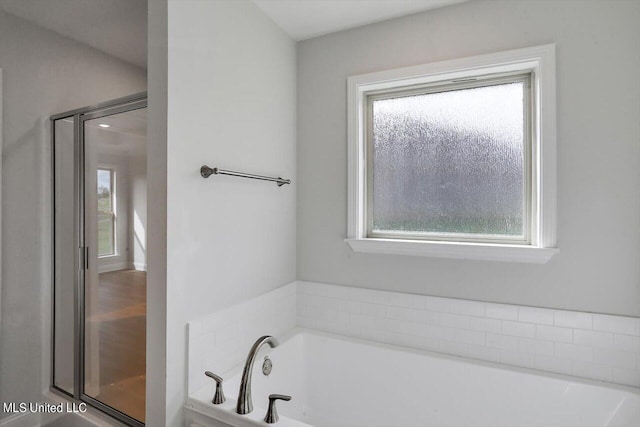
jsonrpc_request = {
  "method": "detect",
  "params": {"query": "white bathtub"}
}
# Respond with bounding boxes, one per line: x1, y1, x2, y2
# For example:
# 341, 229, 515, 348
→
185, 329, 640, 427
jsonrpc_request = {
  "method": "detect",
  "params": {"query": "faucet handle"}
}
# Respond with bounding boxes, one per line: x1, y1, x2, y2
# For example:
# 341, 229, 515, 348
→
204, 371, 226, 404
264, 394, 292, 424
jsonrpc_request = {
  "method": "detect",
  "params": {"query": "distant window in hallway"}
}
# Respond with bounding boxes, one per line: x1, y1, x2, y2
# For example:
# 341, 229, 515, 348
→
97, 168, 115, 257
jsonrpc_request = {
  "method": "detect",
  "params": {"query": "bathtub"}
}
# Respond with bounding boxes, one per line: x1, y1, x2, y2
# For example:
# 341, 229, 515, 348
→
185, 329, 640, 427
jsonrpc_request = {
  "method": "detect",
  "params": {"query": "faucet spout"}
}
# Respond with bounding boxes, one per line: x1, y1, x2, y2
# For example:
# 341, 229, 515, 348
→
236, 335, 279, 415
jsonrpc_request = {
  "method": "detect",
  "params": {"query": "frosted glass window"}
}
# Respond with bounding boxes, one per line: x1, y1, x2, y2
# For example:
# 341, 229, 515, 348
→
369, 78, 529, 241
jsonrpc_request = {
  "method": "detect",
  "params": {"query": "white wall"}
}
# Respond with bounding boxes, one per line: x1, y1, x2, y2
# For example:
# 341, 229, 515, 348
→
165, 0, 297, 424
129, 151, 147, 271
296, 0, 640, 317
0, 8, 146, 420
145, 0, 167, 424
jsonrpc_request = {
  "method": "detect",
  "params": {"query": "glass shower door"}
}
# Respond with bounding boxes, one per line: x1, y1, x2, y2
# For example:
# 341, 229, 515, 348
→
82, 105, 147, 424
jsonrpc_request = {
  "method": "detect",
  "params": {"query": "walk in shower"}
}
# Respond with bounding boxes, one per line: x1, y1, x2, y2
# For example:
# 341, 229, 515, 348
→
52, 93, 147, 426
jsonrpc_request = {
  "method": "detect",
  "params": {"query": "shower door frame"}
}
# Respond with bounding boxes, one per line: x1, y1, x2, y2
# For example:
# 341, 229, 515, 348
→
50, 92, 147, 427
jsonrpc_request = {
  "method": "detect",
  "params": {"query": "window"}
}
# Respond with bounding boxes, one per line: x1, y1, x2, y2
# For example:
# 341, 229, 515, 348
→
97, 168, 116, 257
347, 45, 558, 262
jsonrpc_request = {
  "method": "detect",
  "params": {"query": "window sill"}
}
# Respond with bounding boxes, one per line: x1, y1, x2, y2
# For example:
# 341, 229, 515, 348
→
345, 238, 558, 263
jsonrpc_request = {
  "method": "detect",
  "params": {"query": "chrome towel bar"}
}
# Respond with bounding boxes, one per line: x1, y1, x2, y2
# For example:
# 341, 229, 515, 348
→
200, 165, 291, 187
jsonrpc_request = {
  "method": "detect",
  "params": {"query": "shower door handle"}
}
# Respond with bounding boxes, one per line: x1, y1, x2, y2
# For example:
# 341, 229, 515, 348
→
80, 247, 89, 270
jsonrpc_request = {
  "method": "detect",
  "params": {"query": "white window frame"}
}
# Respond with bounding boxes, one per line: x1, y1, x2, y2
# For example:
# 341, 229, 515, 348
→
97, 167, 117, 258
346, 44, 558, 263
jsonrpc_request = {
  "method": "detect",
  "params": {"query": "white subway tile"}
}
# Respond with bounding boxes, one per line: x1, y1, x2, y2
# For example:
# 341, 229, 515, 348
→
399, 321, 426, 337
519, 307, 554, 325
215, 323, 238, 346
500, 349, 535, 369
297, 304, 322, 320
307, 294, 338, 310
349, 313, 376, 326
348, 287, 375, 303
372, 290, 400, 306
311, 317, 354, 336
194, 282, 639, 392
341, 321, 361, 336
468, 317, 502, 333
439, 313, 471, 329
467, 344, 502, 363
297, 302, 309, 318
298, 316, 318, 330
384, 318, 403, 334
486, 333, 519, 351
534, 354, 573, 375
338, 299, 361, 314
188, 321, 203, 340
189, 371, 207, 396
306, 306, 330, 320
429, 297, 480, 315
554, 311, 593, 330
593, 314, 638, 335
518, 337, 554, 356
485, 303, 518, 321
573, 330, 614, 348
536, 325, 573, 343
360, 326, 390, 344
422, 337, 441, 352
360, 302, 386, 317
593, 348, 637, 370
424, 296, 451, 312
330, 311, 350, 325
555, 342, 593, 362
454, 329, 485, 346
424, 310, 442, 325
437, 340, 470, 357
572, 360, 613, 383
398, 293, 426, 309
425, 324, 457, 342
452, 299, 486, 317
614, 334, 640, 353
612, 367, 640, 388
297, 293, 314, 307
389, 332, 425, 350
502, 321, 536, 338
386, 306, 428, 323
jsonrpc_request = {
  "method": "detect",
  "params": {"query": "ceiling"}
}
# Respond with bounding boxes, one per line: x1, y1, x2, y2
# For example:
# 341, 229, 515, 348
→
252, 0, 469, 41
86, 107, 147, 138
0, 0, 466, 68
85, 107, 147, 155
0, 0, 147, 69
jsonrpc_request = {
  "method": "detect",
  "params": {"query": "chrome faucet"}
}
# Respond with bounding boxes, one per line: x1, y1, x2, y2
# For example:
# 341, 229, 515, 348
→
236, 335, 279, 415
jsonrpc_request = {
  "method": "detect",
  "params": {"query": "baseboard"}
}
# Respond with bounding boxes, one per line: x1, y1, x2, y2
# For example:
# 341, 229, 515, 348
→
98, 261, 146, 274
132, 262, 147, 272
97, 261, 128, 274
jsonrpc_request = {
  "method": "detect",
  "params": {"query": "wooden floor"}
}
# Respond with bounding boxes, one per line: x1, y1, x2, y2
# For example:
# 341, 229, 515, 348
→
89, 269, 146, 423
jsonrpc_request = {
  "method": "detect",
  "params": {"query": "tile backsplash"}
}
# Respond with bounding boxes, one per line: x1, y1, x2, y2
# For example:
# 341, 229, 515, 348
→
296, 281, 640, 388
188, 280, 640, 393
188, 283, 297, 394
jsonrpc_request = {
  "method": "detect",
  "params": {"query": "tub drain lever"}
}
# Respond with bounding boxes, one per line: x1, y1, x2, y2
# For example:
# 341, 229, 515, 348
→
204, 371, 226, 404
264, 394, 292, 424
